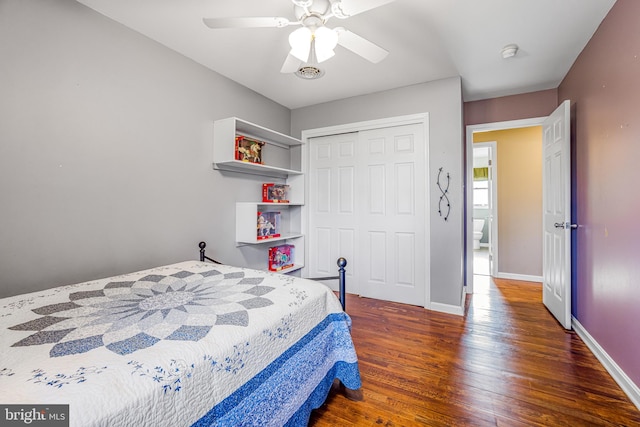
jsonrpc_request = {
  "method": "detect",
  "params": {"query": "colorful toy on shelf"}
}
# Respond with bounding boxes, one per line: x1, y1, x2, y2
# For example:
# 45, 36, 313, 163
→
257, 211, 280, 240
268, 244, 295, 271
235, 135, 264, 164
262, 183, 290, 203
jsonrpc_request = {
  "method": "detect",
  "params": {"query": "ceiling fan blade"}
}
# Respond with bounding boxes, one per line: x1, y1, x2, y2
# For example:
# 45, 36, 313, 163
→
202, 17, 293, 29
336, 28, 388, 63
281, 53, 302, 73
335, 0, 395, 17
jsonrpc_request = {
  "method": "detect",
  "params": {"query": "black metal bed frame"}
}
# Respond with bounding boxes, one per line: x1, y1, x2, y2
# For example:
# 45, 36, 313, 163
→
198, 242, 347, 311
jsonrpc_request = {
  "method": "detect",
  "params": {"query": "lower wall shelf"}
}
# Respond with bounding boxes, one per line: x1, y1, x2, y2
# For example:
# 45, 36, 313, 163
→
269, 264, 304, 274
236, 233, 304, 247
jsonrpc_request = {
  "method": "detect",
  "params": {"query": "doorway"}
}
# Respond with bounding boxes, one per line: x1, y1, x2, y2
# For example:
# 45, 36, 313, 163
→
471, 142, 496, 279
465, 117, 545, 294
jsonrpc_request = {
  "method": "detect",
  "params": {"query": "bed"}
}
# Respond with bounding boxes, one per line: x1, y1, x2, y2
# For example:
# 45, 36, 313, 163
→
0, 245, 360, 426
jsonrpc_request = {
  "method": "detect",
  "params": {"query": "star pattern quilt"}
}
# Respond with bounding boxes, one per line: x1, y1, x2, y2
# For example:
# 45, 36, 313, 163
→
0, 261, 361, 426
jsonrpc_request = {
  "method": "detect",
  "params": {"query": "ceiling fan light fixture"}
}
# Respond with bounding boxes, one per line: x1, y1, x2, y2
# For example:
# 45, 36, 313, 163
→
314, 26, 338, 63
289, 27, 312, 61
294, 38, 326, 79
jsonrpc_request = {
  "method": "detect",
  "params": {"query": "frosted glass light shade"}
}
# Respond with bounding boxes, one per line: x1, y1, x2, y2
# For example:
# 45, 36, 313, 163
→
314, 26, 338, 63
289, 27, 312, 62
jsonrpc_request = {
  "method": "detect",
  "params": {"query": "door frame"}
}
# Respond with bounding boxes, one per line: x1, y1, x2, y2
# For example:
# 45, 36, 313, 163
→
472, 141, 498, 278
465, 117, 545, 293
300, 113, 431, 308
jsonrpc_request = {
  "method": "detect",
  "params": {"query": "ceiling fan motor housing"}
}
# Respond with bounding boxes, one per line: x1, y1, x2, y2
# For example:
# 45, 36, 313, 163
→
203, 0, 392, 77
293, 0, 332, 23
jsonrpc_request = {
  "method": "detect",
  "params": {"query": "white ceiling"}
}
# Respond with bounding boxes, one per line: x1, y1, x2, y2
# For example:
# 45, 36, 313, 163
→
76, 0, 616, 109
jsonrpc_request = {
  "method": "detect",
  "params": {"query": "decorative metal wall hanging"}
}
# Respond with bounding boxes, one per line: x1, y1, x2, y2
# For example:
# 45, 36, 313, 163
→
437, 167, 450, 221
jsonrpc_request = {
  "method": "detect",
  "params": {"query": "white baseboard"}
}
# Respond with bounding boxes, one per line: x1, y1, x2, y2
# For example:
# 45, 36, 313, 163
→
496, 272, 542, 283
430, 301, 464, 316
572, 317, 640, 410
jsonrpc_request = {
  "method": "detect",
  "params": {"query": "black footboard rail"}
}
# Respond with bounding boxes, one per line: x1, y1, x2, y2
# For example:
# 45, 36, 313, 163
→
198, 242, 222, 264
306, 258, 347, 311
198, 242, 347, 311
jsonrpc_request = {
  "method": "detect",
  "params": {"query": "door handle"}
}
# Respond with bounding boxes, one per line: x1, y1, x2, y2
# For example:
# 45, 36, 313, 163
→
554, 222, 578, 230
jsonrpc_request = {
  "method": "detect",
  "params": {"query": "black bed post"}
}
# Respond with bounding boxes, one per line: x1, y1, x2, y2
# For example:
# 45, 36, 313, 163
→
198, 241, 222, 264
199, 241, 206, 262
338, 257, 347, 311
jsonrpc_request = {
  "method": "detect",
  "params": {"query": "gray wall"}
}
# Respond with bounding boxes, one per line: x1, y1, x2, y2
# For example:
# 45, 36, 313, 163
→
291, 78, 465, 307
1, 1, 466, 309
0, 0, 291, 297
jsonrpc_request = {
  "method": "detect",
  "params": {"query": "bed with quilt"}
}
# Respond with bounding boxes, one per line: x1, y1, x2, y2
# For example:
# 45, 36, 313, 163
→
0, 260, 361, 426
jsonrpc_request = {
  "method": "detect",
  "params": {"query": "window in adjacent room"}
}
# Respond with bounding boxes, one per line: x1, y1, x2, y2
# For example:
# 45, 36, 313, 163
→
473, 179, 489, 207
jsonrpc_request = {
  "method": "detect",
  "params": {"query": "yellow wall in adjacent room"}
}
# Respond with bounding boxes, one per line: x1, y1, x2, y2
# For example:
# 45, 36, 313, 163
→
474, 126, 542, 277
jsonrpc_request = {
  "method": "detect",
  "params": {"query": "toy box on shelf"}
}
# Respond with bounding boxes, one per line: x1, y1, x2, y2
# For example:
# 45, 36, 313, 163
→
268, 244, 295, 272
235, 135, 265, 164
262, 183, 290, 203
257, 211, 280, 240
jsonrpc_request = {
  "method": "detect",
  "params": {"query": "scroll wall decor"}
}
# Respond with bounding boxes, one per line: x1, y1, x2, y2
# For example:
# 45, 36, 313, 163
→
437, 167, 450, 221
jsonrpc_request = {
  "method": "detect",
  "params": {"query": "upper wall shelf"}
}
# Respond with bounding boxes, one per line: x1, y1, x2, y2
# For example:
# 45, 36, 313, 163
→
212, 160, 303, 178
212, 117, 303, 179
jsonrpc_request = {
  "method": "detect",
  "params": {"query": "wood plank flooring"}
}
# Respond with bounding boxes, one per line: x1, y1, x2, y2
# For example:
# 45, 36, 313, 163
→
309, 276, 640, 426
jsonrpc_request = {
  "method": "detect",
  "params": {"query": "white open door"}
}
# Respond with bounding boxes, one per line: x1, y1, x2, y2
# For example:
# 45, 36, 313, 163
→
472, 142, 497, 278
486, 144, 497, 277
542, 100, 573, 329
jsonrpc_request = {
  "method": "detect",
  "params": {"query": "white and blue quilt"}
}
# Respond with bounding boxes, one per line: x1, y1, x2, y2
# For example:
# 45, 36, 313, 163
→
0, 261, 361, 426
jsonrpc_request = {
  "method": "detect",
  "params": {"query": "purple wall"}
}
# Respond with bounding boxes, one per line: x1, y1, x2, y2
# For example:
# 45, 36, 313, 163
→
464, 88, 558, 126
559, 0, 640, 386
464, 0, 640, 388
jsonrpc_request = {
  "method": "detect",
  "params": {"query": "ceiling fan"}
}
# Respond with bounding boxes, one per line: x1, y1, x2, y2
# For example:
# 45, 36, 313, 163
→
203, 0, 395, 78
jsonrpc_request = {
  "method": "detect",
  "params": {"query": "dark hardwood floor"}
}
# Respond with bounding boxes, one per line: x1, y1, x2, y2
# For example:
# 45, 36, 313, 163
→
309, 275, 640, 426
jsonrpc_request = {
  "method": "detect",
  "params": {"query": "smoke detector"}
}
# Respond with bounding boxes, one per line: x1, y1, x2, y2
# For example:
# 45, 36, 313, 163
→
501, 44, 519, 59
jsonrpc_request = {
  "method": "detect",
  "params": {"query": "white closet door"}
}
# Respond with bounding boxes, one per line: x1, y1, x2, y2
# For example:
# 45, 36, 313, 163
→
357, 124, 425, 305
307, 132, 358, 293
308, 123, 426, 305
